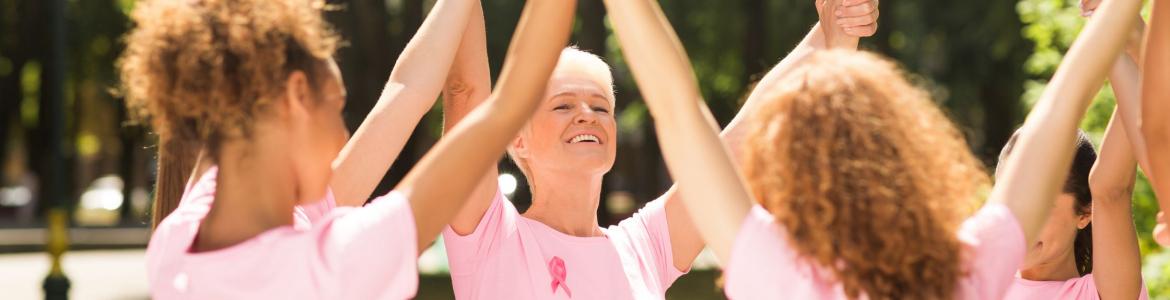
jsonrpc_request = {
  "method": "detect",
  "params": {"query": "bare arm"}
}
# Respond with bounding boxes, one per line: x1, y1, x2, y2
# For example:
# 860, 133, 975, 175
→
1089, 54, 1143, 300
329, 0, 477, 207
1115, 18, 1153, 180
654, 0, 875, 268
442, 2, 500, 236
1141, 0, 1170, 246
395, 0, 575, 254
604, 0, 755, 263
654, 23, 832, 271
1087, 0, 1156, 177
989, 0, 1141, 246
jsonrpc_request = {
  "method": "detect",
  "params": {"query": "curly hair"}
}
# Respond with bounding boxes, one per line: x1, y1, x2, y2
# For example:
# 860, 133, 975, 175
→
118, 0, 340, 227
742, 50, 990, 299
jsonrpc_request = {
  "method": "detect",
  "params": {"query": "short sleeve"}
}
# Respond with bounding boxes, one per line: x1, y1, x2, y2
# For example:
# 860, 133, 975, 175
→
611, 198, 688, 290
441, 189, 519, 275
316, 191, 419, 299
957, 203, 1027, 300
723, 205, 803, 299
296, 187, 338, 223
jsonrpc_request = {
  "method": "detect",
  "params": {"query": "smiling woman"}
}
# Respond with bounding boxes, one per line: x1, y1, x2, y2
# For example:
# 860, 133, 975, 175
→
505, 47, 617, 190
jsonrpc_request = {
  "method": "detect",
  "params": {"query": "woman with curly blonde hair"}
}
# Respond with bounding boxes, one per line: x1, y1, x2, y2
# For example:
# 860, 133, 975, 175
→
606, 0, 1143, 298
120, 0, 575, 297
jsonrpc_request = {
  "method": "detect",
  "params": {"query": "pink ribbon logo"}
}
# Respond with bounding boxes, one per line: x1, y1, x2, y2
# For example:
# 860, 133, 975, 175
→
548, 256, 572, 297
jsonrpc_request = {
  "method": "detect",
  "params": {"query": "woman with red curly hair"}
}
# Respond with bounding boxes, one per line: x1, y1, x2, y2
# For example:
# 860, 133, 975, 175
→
606, 0, 1143, 299
119, 0, 574, 297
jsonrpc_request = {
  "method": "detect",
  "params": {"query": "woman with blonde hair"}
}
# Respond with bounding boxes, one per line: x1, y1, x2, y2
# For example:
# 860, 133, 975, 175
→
434, 0, 878, 298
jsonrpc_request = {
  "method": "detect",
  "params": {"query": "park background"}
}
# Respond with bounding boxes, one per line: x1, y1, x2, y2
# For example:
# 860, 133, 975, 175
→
0, 0, 1167, 298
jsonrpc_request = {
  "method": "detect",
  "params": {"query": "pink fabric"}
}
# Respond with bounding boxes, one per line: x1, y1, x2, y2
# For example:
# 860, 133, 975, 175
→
145, 167, 418, 299
442, 189, 687, 299
724, 203, 1027, 299
1004, 273, 1150, 300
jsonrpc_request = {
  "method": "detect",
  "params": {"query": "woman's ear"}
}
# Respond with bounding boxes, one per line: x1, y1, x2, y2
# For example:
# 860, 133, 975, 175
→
511, 135, 530, 159
1077, 210, 1093, 229
281, 70, 313, 122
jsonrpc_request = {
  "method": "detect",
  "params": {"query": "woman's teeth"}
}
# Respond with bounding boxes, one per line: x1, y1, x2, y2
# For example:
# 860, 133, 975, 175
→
570, 134, 600, 143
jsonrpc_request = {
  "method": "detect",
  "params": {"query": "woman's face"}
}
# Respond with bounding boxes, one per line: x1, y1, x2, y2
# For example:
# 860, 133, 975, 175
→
513, 69, 617, 177
1020, 193, 1090, 271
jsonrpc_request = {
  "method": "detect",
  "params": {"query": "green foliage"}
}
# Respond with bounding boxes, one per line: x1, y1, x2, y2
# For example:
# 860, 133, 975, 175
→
1017, 0, 1167, 296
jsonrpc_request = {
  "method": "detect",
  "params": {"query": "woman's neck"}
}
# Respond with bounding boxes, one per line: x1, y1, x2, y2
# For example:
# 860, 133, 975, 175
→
522, 168, 606, 237
194, 139, 298, 252
1019, 249, 1082, 281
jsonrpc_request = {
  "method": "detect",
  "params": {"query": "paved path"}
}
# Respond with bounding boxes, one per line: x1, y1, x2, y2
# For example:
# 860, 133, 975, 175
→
0, 249, 149, 300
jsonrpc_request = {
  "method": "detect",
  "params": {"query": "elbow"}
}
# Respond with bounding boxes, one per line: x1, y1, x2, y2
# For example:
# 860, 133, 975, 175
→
1090, 184, 1135, 203
1141, 119, 1169, 149
444, 78, 476, 98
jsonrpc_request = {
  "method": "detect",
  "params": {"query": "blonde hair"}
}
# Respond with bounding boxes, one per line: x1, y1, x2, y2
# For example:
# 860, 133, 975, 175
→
743, 50, 988, 299
118, 0, 340, 227
506, 47, 614, 187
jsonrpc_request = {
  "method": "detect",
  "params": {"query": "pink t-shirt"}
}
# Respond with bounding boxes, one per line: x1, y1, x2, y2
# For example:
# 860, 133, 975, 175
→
146, 167, 419, 299
442, 189, 687, 299
724, 203, 1026, 299
1004, 273, 1150, 299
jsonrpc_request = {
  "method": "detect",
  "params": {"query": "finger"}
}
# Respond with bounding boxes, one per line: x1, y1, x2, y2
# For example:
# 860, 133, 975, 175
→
837, 14, 875, 27
843, 25, 877, 37
836, 1, 876, 17
841, 0, 870, 6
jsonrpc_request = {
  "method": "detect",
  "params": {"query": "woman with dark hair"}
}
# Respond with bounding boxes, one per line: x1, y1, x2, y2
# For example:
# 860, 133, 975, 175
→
999, 130, 1147, 298
999, 2, 1152, 298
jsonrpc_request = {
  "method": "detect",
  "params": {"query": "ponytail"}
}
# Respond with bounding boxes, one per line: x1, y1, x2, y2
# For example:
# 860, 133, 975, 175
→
150, 133, 201, 229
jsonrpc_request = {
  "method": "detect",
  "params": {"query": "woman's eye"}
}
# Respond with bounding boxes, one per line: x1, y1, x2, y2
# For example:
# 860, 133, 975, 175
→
554, 105, 571, 111
592, 107, 609, 113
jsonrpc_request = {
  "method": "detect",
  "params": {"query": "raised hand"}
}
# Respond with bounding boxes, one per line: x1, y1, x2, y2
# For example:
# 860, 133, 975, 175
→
836, 0, 879, 37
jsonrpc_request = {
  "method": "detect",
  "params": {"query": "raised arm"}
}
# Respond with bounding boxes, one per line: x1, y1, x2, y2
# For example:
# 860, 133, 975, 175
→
441, 3, 501, 236
1141, 0, 1170, 246
1084, 0, 1154, 177
644, 0, 875, 267
989, 0, 1140, 246
1088, 53, 1143, 300
329, 0, 477, 207
604, 0, 754, 263
395, 0, 575, 253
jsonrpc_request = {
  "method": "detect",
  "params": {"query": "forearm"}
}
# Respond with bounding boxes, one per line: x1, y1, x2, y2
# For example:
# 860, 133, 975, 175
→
1090, 109, 1143, 300
443, 2, 491, 131
604, 0, 752, 263
722, 23, 833, 165
331, 0, 478, 206
1142, 0, 1170, 209
991, 0, 1141, 245
443, 2, 500, 234
818, 0, 860, 49
397, 0, 576, 253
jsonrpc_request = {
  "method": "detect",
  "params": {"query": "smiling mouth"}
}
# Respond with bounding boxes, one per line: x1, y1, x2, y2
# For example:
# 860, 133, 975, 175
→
567, 134, 601, 144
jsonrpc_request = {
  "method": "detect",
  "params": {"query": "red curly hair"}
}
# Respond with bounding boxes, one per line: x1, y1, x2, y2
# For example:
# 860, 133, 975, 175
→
742, 50, 989, 299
